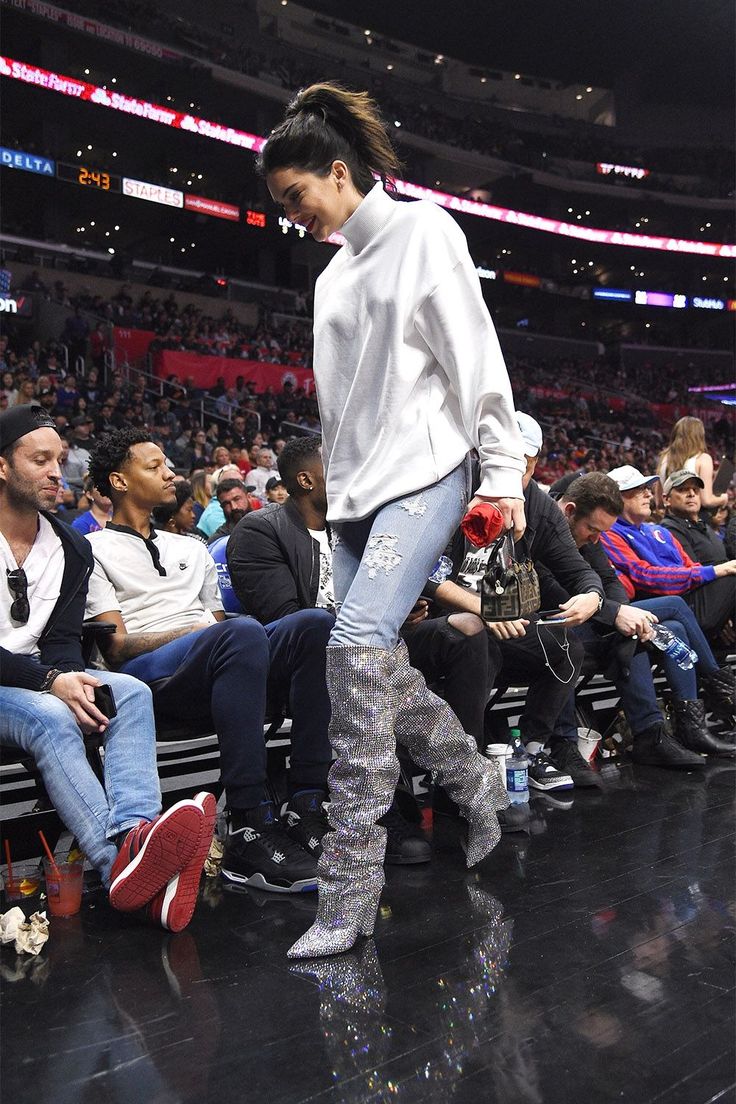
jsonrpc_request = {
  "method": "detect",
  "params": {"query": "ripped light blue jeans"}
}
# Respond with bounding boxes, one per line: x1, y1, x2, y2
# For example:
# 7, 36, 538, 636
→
329, 462, 469, 650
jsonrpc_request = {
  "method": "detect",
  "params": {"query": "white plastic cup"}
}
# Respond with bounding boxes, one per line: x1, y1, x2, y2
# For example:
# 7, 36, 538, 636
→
577, 728, 601, 763
485, 742, 510, 787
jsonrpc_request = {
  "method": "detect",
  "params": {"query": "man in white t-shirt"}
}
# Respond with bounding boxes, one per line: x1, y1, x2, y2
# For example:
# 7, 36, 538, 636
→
86, 428, 335, 896
0, 404, 215, 932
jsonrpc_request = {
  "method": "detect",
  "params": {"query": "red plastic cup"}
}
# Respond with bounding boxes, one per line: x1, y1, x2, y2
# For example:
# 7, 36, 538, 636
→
43, 859, 84, 917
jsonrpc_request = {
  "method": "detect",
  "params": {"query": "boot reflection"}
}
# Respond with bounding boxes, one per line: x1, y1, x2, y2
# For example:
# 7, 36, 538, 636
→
290, 940, 392, 1100
417, 883, 518, 1095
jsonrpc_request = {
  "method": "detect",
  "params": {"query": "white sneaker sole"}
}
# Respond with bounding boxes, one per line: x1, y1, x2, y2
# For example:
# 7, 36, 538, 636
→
220, 868, 317, 894
528, 774, 574, 791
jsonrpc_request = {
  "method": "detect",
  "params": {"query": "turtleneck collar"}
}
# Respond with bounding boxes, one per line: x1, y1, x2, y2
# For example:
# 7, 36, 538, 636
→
339, 181, 397, 255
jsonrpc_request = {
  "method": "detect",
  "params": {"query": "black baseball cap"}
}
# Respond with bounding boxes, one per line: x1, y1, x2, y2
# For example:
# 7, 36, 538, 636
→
0, 402, 57, 451
266, 476, 284, 491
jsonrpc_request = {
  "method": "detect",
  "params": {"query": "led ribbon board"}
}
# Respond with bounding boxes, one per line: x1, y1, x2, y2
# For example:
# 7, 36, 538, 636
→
1, 55, 734, 258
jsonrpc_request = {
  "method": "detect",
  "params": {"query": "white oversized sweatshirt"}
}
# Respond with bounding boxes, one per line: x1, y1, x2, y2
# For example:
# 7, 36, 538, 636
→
313, 182, 526, 523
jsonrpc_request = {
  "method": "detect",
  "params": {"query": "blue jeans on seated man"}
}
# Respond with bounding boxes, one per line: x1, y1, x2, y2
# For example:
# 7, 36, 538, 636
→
120, 610, 334, 811
0, 671, 160, 884
633, 596, 722, 693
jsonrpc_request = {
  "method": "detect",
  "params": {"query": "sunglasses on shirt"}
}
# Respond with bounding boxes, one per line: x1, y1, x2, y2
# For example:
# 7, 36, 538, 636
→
6, 568, 30, 625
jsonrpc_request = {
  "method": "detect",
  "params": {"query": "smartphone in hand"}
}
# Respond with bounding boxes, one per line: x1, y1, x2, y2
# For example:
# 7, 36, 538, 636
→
93, 684, 117, 719
536, 609, 568, 626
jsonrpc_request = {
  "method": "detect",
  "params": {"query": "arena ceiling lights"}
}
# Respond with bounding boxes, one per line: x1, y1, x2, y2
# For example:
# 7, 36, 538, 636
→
2, 54, 734, 260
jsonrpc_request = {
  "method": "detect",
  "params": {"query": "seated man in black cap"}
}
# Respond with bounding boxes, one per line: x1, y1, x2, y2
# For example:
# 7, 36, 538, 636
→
0, 403, 215, 932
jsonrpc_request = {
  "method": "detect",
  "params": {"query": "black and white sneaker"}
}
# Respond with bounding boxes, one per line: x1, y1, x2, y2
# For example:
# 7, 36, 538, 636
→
221, 807, 318, 894
527, 751, 574, 792
283, 790, 331, 858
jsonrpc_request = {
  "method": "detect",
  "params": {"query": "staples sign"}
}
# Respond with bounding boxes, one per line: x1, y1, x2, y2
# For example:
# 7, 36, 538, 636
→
123, 176, 183, 207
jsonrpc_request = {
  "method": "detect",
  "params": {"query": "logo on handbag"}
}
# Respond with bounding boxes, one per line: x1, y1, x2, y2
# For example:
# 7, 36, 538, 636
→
480, 532, 541, 622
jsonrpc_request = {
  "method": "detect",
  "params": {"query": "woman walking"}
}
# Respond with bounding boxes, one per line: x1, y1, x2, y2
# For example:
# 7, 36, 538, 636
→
258, 83, 526, 959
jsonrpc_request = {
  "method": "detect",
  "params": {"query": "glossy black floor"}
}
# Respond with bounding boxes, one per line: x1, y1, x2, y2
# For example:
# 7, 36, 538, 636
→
2, 762, 735, 1104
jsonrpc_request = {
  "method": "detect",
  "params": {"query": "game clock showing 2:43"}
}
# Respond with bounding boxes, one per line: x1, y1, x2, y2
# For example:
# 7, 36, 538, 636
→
56, 162, 122, 192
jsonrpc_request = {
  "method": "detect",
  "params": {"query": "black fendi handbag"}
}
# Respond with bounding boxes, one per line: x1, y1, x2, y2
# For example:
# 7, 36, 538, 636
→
480, 532, 541, 622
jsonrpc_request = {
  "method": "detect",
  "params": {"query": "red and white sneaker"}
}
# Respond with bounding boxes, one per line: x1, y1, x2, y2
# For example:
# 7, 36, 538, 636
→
109, 798, 205, 913
146, 792, 217, 932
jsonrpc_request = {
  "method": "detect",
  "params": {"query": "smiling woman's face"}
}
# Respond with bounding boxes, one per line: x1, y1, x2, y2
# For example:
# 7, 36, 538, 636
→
267, 161, 361, 242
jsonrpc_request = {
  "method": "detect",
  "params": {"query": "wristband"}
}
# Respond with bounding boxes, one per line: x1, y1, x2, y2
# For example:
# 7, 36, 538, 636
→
39, 668, 62, 693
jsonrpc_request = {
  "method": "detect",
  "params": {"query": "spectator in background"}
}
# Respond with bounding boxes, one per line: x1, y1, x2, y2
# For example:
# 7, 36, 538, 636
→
61, 423, 93, 499
601, 466, 736, 644
55, 375, 80, 414
189, 468, 212, 525
657, 416, 728, 509
195, 464, 243, 539
208, 478, 258, 543
2, 371, 18, 404
71, 475, 112, 535
265, 476, 288, 504
14, 379, 36, 405
37, 385, 57, 417
152, 479, 203, 539
706, 503, 730, 545
247, 446, 278, 503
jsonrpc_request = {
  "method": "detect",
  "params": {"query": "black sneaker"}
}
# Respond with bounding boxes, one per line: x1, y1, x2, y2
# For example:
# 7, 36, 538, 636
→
379, 802, 431, 865
283, 790, 331, 858
527, 751, 574, 792
221, 808, 318, 894
550, 741, 603, 788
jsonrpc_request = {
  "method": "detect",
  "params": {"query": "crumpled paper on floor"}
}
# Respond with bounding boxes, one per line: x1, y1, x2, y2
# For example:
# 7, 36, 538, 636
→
203, 836, 224, 878
0, 907, 50, 955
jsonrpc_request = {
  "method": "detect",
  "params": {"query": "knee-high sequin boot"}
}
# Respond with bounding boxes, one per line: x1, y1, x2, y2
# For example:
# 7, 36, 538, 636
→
288, 645, 400, 959
391, 639, 508, 866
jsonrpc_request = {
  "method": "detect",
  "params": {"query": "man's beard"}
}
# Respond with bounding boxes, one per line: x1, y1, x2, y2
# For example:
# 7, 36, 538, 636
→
5, 472, 57, 513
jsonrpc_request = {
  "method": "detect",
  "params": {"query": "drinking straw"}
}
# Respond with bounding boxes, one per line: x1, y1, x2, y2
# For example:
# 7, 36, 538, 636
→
4, 839, 13, 886
38, 830, 60, 875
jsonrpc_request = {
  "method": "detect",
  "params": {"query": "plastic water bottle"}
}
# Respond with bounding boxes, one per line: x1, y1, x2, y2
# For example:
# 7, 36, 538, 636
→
647, 624, 697, 670
505, 727, 530, 805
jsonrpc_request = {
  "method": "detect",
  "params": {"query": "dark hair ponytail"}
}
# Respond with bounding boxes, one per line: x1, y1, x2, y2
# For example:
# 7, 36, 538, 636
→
256, 82, 403, 195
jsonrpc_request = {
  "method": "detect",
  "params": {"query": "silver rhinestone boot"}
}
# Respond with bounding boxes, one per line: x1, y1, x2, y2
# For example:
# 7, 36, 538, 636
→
391, 640, 508, 866
288, 645, 400, 959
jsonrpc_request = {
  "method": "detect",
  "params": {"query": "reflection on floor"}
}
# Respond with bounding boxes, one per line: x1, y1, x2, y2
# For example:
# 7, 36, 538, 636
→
2, 760, 735, 1104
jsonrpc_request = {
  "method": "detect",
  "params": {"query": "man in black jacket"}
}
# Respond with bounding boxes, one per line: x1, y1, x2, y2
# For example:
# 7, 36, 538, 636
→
0, 404, 215, 932
661, 470, 729, 567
